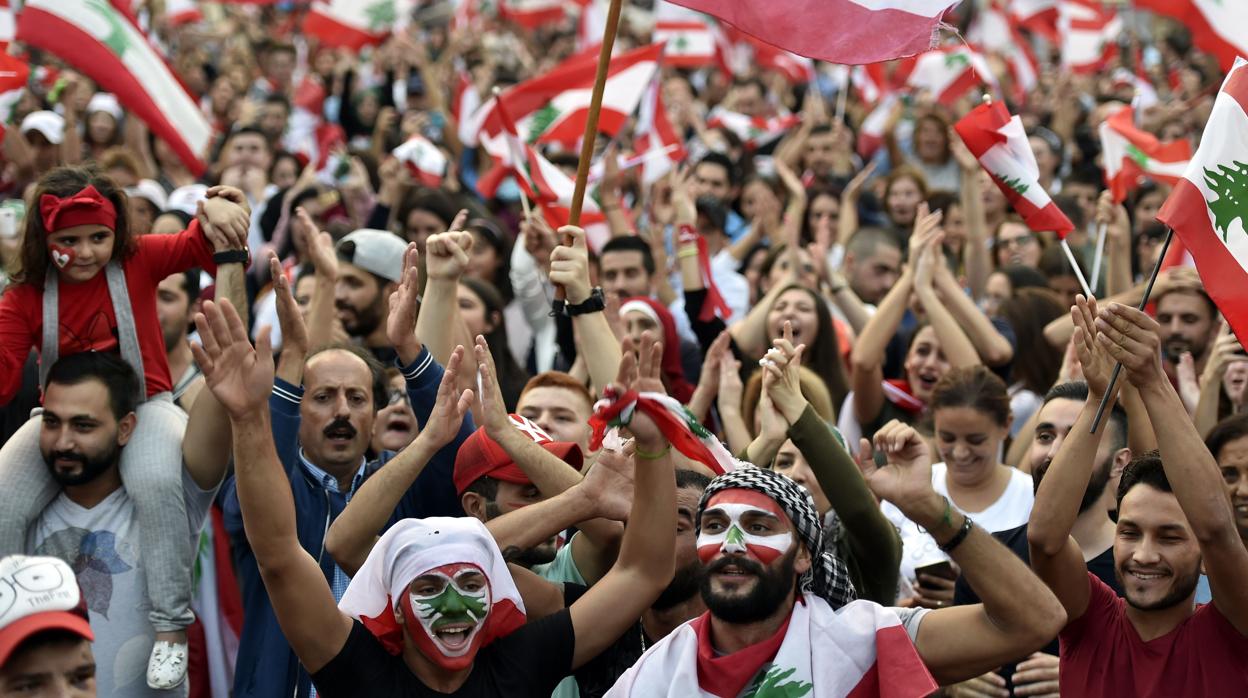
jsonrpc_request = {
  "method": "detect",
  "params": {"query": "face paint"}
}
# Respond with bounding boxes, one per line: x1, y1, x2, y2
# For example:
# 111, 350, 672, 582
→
698, 489, 793, 565
404, 563, 491, 671
48, 243, 75, 269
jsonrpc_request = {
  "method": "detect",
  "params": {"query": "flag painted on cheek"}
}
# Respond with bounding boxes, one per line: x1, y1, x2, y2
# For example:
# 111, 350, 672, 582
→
697, 496, 793, 565
48, 243, 75, 269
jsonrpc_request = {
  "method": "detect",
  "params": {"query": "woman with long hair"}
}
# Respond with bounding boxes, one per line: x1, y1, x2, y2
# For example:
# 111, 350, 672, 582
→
458, 276, 530, 410
998, 288, 1066, 435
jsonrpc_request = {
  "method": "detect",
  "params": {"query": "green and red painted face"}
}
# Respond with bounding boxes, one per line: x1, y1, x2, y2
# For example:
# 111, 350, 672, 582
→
401, 563, 492, 671
697, 489, 794, 566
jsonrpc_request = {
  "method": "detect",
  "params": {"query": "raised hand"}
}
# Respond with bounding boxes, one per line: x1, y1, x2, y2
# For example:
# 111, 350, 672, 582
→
717, 353, 745, 416
386, 243, 422, 362
301, 208, 339, 280
424, 230, 473, 281
521, 213, 557, 272
270, 253, 308, 357
1071, 295, 1115, 398
762, 321, 808, 425
416, 346, 475, 450
1094, 302, 1167, 390
191, 299, 274, 419
843, 160, 878, 201
206, 185, 252, 216
577, 446, 636, 522
950, 128, 979, 174
473, 334, 513, 435
613, 333, 667, 450
862, 420, 937, 515
548, 225, 592, 304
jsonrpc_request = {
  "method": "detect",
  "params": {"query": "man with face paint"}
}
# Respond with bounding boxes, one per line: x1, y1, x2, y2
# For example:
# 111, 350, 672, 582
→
201, 298, 680, 697
1028, 298, 1248, 696
610, 423, 1068, 697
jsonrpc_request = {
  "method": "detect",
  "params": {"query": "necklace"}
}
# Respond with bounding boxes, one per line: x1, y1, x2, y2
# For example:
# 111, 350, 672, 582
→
638, 619, 648, 652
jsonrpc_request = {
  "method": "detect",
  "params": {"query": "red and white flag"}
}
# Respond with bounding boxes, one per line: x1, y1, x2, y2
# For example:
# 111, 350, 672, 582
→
392, 135, 448, 188
165, 0, 203, 26
1135, 0, 1248, 72
0, 52, 28, 140
0, 0, 15, 48
634, 78, 688, 186
736, 33, 815, 85
955, 101, 1074, 236
901, 46, 998, 106
1009, 0, 1058, 41
17, 0, 211, 174
498, 0, 567, 29
303, 0, 411, 51
857, 93, 900, 159
1099, 106, 1191, 203
1058, 0, 1121, 74
653, 20, 716, 68
1157, 57, 1248, 346
706, 109, 799, 150
969, 3, 1039, 101
469, 43, 661, 148
575, 0, 607, 52
451, 69, 482, 146
662, 0, 958, 65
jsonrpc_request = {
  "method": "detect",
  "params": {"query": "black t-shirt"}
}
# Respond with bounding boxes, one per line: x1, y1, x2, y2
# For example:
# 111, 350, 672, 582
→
310, 609, 575, 697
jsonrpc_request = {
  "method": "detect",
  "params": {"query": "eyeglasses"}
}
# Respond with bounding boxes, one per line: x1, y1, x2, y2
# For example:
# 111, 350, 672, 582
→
998, 233, 1037, 249
388, 390, 410, 407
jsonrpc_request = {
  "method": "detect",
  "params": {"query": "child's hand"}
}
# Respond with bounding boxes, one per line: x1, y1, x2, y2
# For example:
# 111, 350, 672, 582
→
199, 197, 250, 252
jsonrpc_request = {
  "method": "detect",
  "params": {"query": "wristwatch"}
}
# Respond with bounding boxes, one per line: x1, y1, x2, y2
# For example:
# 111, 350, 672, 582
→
565, 287, 606, 316
213, 248, 250, 266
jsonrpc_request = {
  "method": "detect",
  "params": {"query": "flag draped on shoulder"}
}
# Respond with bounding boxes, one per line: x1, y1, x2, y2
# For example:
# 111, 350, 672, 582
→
17, 0, 211, 174
955, 101, 1074, 236
661, 0, 958, 65
1136, 0, 1248, 72
1157, 57, 1248, 346
1099, 106, 1191, 203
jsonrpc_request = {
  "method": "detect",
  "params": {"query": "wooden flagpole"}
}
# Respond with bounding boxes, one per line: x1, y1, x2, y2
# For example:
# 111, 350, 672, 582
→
554, 0, 625, 312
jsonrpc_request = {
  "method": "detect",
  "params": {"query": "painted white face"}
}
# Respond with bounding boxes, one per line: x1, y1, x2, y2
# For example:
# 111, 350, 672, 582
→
408, 563, 491, 659
697, 494, 794, 566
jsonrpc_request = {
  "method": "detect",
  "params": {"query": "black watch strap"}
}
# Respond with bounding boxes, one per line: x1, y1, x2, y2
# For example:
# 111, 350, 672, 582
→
213, 248, 250, 266
565, 287, 606, 316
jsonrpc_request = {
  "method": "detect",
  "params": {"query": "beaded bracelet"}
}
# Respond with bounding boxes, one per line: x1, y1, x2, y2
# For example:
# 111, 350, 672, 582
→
634, 444, 672, 461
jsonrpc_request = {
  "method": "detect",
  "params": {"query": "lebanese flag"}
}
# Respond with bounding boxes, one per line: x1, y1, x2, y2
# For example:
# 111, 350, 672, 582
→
901, 46, 998, 106
850, 64, 889, 106
606, 594, 937, 698
0, 52, 28, 141
304, 0, 411, 51
451, 69, 482, 146
969, 3, 1039, 102
857, 93, 900, 159
663, 0, 958, 65
0, 0, 14, 48
1058, 0, 1121, 74
575, 0, 607, 52
589, 390, 739, 475
17, 0, 211, 174
1135, 0, 1248, 72
469, 43, 661, 148
653, 20, 716, 68
634, 77, 688, 186
498, 0, 567, 29
1010, 0, 1059, 41
1157, 57, 1248, 347
392, 135, 448, 187
1099, 106, 1191, 204
735, 33, 816, 85
956, 101, 1075, 237
706, 109, 800, 150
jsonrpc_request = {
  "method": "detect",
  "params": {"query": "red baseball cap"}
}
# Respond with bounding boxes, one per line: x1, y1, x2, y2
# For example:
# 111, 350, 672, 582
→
0, 556, 94, 668
454, 415, 583, 495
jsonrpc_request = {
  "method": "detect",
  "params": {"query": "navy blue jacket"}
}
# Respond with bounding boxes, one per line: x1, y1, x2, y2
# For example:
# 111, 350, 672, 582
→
223, 348, 471, 698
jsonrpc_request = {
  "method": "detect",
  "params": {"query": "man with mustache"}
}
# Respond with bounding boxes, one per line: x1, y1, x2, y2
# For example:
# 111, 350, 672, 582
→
1028, 297, 1248, 695
610, 422, 1067, 696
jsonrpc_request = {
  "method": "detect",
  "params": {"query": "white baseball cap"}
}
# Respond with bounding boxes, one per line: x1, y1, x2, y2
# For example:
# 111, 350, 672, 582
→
86, 93, 123, 122
0, 556, 93, 667
125, 179, 168, 212
165, 184, 209, 217
20, 111, 65, 145
336, 229, 408, 283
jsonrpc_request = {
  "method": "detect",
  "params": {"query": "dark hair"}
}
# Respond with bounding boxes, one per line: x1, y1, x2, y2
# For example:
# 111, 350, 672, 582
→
800, 185, 843, 244
696, 196, 728, 233
460, 277, 529, 410
999, 288, 1065, 394
8, 629, 90, 666
46, 352, 140, 420
1032, 450, 1113, 515
1205, 414, 1248, 464
227, 125, 270, 149
600, 236, 655, 276
847, 226, 902, 261
930, 365, 1011, 427
1116, 450, 1170, 508
1051, 193, 1086, 231
268, 149, 301, 182
16, 165, 135, 287
178, 269, 203, 305
1039, 244, 1088, 282
1043, 381, 1128, 452
696, 152, 740, 189
396, 187, 457, 234
675, 468, 712, 491
926, 190, 960, 216
463, 475, 499, 503
769, 284, 849, 407
305, 344, 388, 412
996, 264, 1049, 292
263, 93, 291, 113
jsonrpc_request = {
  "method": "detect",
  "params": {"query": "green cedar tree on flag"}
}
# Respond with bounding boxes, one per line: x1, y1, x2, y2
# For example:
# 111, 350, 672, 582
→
955, 100, 1074, 236
1099, 106, 1191, 204
1157, 57, 1248, 347
17, 0, 211, 174
304, 0, 412, 51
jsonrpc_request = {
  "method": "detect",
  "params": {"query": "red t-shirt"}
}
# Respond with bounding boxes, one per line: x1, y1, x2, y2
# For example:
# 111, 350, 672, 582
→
1059, 572, 1248, 697
0, 220, 215, 404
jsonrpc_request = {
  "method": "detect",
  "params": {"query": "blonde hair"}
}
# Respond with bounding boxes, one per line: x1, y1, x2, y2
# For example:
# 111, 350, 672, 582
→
741, 365, 836, 436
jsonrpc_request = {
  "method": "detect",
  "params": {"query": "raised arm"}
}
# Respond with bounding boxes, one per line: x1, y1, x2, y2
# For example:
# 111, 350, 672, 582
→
548, 225, 622, 394
568, 334, 676, 669
912, 209, 980, 370
1027, 296, 1113, 621
836, 161, 877, 247
324, 348, 474, 577
191, 299, 353, 673
933, 261, 1013, 367
300, 208, 344, 355
849, 262, 913, 425
1097, 302, 1248, 635
415, 222, 475, 369
865, 420, 1066, 684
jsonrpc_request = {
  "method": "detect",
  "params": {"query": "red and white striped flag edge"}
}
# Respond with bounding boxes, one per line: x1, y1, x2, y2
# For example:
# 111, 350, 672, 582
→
304, 0, 411, 51
663, 0, 959, 65
18, 0, 211, 174
1098, 106, 1190, 204
1157, 57, 1248, 347
955, 101, 1074, 236
1135, 0, 1248, 73
392, 135, 448, 188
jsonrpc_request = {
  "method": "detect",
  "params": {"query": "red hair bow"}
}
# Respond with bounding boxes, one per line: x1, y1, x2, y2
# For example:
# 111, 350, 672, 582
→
39, 185, 117, 234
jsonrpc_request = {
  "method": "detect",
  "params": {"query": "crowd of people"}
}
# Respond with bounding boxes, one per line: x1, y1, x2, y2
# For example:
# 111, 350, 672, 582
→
0, 0, 1247, 696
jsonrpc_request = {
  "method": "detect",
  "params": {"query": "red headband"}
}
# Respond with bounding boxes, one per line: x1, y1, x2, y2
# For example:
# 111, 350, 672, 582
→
40, 185, 117, 234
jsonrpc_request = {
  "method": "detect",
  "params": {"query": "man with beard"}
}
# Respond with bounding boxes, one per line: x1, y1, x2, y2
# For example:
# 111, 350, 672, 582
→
1154, 283, 1220, 382
335, 229, 408, 364
26, 352, 232, 697
155, 271, 203, 411
610, 426, 1067, 697
842, 227, 903, 308
1028, 297, 1248, 695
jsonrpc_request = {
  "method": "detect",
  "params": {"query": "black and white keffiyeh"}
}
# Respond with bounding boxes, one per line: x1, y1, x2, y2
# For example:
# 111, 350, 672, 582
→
698, 465, 858, 609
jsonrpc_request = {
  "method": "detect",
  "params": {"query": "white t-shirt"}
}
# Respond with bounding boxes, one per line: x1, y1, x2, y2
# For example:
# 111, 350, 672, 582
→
881, 462, 1034, 586
28, 469, 218, 698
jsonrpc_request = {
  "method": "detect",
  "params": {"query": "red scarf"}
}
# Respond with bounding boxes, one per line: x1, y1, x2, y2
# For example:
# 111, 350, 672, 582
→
691, 603, 795, 698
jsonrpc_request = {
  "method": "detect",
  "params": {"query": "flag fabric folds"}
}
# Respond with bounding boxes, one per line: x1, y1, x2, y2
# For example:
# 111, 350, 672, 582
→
1136, 0, 1248, 72
1099, 106, 1191, 204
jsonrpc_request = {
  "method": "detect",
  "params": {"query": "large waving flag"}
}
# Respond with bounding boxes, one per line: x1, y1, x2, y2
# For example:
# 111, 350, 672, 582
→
17, 0, 211, 174
303, 0, 412, 50
468, 43, 661, 148
662, 0, 959, 65
1058, 0, 1121, 74
956, 101, 1074, 236
1157, 58, 1248, 346
1010, 0, 1058, 41
1099, 106, 1191, 203
498, 0, 567, 29
1135, 0, 1248, 72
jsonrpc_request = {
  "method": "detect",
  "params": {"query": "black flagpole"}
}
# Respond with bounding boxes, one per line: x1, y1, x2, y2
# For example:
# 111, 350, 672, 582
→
1090, 226, 1175, 433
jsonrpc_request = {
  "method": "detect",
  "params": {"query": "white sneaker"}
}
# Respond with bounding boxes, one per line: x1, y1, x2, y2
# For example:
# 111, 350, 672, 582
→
146, 640, 188, 690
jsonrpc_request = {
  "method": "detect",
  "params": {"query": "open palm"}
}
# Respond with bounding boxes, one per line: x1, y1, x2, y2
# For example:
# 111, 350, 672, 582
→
191, 299, 274, 419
